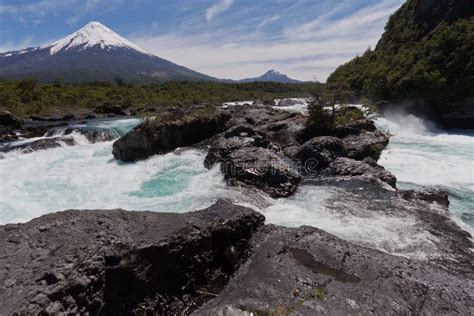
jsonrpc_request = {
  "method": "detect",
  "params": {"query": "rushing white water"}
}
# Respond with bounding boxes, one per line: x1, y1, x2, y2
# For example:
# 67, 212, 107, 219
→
376, 111, 474, 230
1, 108, 472, 261
0, 118, 235, 223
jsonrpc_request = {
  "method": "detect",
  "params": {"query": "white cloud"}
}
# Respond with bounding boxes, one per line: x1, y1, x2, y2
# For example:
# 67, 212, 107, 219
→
135, 31, 378, 82
206, 0, 234, 22
284, 0, 403, 41
134, 0, 404, 82
257, 15, 280, 30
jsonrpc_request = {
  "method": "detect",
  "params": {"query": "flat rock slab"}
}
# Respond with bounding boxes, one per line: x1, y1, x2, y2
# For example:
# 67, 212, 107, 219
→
0, 200, 264, 315
197, 225, 474, 315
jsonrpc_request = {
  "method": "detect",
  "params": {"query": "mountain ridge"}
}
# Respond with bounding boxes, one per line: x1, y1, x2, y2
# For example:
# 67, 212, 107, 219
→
239, 69, 302, 83
0, 22, 217, 83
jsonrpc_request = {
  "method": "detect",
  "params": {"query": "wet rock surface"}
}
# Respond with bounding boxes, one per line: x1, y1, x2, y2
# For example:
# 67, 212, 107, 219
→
329, 157, 397, 187
203, 105, 391, 196
204, 125, 271, 168
225, 105, 307, 157
343, 130, 389, 161
0, 200, 264, 315
197, 224, 474, 315
295, 136, 346, 169
0, 137, 76, 155
221, 147, 301, 198
316, 178, 474, 274
2, 195, 472, 315
44, 126, 117, 143
113, 108, 229, 162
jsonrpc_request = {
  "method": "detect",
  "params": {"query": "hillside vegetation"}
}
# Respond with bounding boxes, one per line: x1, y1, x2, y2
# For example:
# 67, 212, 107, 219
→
0, 79, 323, 118
327, 0, 473, 123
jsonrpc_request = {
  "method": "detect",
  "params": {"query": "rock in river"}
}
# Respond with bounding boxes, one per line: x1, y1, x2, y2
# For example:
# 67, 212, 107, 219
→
329, 157, 397, 188
295, 136, 346, 169
113, 108, 229, 162
343, 130, 389, 161
220, 147, 301, 198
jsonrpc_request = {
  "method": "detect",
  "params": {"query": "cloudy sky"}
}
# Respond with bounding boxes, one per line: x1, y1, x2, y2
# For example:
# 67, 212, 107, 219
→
0, 0, 405, 81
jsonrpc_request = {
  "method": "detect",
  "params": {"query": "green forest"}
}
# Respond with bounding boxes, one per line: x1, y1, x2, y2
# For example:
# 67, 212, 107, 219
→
0, 79, 323, 118
327, 0, 473, 114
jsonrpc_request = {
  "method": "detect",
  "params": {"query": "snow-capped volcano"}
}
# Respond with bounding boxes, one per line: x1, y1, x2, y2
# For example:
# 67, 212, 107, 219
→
47, 22, 150, 56
239, 69, 301, 83
0, 21, 216, 83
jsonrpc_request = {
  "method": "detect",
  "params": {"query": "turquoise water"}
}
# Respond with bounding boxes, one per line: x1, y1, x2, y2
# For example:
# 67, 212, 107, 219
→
0, 118, 232, 224
0, 112, 472, 259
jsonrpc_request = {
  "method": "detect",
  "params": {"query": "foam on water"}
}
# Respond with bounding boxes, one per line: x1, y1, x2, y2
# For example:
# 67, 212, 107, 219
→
376, 111, 474, 230
1, 110, 472, 261
258, 184, 441, 260
0, 143, 231, 224
0, 118, 233, 223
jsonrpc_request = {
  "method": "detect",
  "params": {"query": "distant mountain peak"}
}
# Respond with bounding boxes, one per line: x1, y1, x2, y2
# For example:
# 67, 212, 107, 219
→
45, 21, 151, 56
265, 69, 281, 75
239, 69, 301, 83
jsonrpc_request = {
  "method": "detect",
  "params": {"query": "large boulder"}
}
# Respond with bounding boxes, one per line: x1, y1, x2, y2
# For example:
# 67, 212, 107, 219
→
221, 147, 301, 198
95, 103, 129, 116
0, 111, 21, 127
333, 119, 377, 137
197, 225, 474, 315
45, 126, 116, 143
295, 136, 346, 169
204, 125, 270, 168
0, 137, 75, 154
343, 130, 389, 161
225, 106, 306, 156
276, 98, 306, 107
113, 108, 230, 162
329, 157, 397, 188
0, 200, 264, 315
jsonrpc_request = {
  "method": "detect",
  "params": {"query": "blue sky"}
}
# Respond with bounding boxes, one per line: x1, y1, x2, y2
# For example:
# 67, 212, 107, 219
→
0, 0, 405, 81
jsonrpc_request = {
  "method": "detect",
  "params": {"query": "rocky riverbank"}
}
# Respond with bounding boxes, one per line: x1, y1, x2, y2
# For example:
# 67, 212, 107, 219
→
113, 104, 393, 197
0, 104, 139, 142
1, 102, 473, 314
1, 197, 472, 314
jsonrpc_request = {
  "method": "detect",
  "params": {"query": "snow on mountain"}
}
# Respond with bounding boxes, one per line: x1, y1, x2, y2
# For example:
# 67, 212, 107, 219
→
239, 69, 302, 83
46, 21, 150, 56
0, 21, 216, 83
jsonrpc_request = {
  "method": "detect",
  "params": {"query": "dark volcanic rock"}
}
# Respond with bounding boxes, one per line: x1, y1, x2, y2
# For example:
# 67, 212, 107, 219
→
221, 147, 301, 198
0, 200, 264, 315
329, 157, 397, 188
276, 98, 306, 107
0, 137, 75, 154
343, 130, 389, 161
333, 119, 377, 138
95, 103, 129, 116
0, 111, 21, 126
295, 136, 346, 169
0, 127, 19, 142
45, 126, 117, 143
113, 109, 229, 162
401, 187, 450, 207
225, 106, 307, 157
197, 225, 474, 315
204, 125, 271, 168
